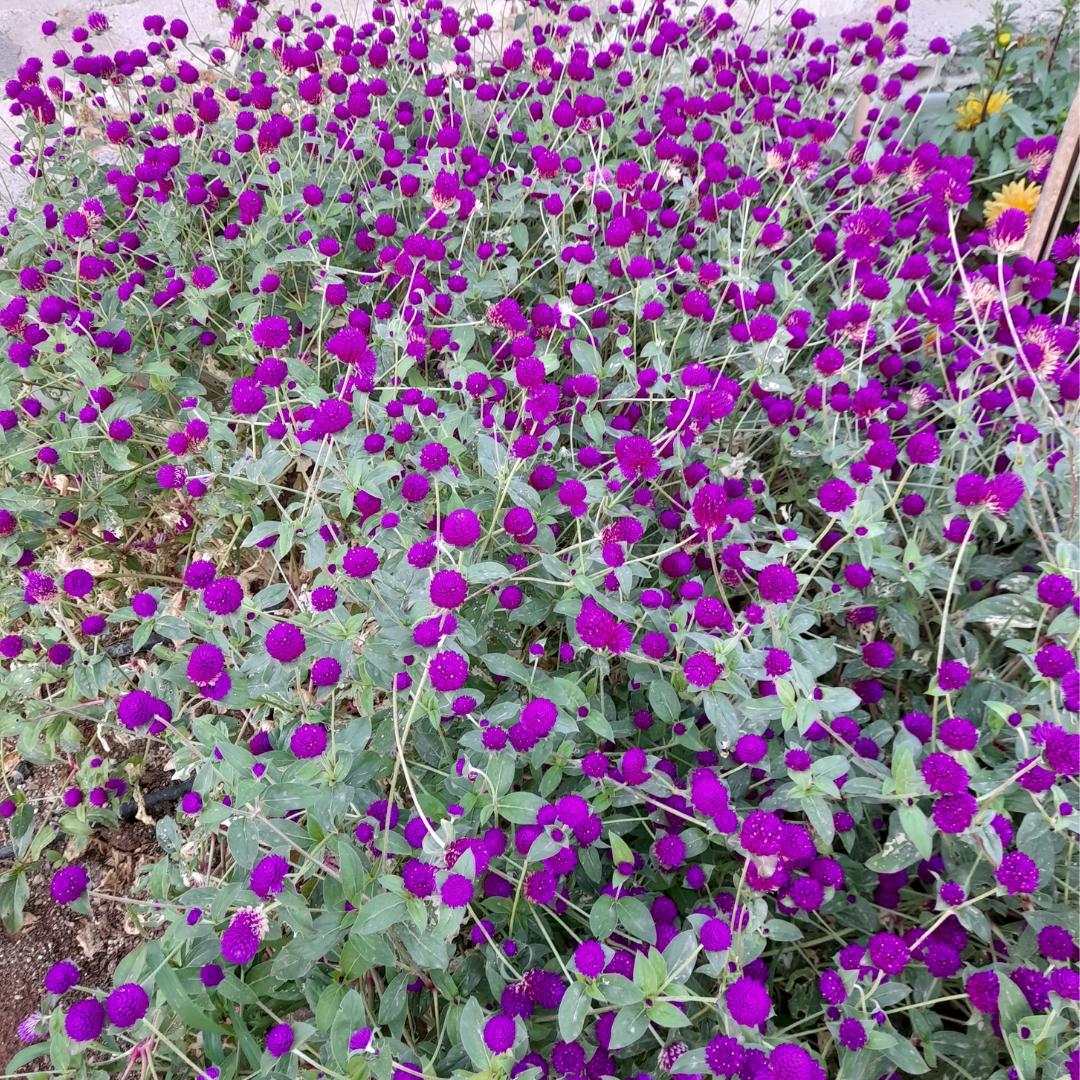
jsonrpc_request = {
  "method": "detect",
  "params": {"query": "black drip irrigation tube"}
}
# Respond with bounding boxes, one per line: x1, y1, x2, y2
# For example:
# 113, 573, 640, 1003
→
0, 766, 193, 861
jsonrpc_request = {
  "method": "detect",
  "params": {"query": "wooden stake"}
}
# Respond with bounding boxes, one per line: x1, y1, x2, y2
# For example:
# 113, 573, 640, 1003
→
1024, 85, 1080, 261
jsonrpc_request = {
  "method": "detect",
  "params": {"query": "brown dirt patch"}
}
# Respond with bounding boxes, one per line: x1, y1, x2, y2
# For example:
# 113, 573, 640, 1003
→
0, 726, 182, 1069
0, 821, 160, 1065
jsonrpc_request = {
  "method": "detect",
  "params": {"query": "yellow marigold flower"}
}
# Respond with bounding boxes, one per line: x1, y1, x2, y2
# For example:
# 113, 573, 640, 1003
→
997, 31, 1012, 47
956, 88, 1011, 130
984, 179, 1041, 225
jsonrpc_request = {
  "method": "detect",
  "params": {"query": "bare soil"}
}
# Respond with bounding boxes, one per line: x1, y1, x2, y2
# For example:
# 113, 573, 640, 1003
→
0, 733, 179, 1066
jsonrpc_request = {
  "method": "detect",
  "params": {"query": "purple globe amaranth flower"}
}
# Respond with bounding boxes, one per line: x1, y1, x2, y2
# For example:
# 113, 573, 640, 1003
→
989, 208, 1029, 253
868, 932, 910, 975
17, 1011, 43, 1044
62, 568, 94, 597
231, 377, 266, 415
200, 963, 224, 988
117, 690, 169, 730
428, 650, 469, 692
483, 1014, 516, 1054
440, 873, 473, 907
403, 859, 436, 898
45, 961, 80, 994
818, 478, 856, 513
265, 1023, 293, 1057
310, 656, 342, 687
572, 939, 605, 978
614, 435, 659, 481
1035, 644, 1076, 679
684, 651, 722, 688
249, 854, 289, 899
349, 1026, 374, 1053
131, 591, 158, 617
705, 1034, 745, 1076
204, 577, 243, 615
725, 976, 772, 1026
758, 563, 798, 604
442, 508, 481, 547
1037, 574, 1076, 608
290, 722, 327, 759
996, 851, 1040, 894
922, 752, 969, 795
105, 984, 148, 1029
700, 918, 732, 953
187, 642, 225, 685
769, 1044, 826, 1079
266, 622, 305, 662
252, 316, 291, 350
220, 907, 268, 964
65, 998, 105, 1042
937, 660, 971, 691
51, 864, 89, 905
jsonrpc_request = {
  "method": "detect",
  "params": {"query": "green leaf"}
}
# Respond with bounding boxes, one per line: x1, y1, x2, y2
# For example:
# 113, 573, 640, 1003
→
499, 791, 544, 824
648, 678, 681, 724
330, 990, 367, 1070
590, 895, 617, 939
804, 796, 835, 847
763, 919, 803, 942
647, 1000, 691, 1028
558, 982, 589, 1042
482, 652, 533, 683
633, 947, 667, 996
459, 998, 488, 1070
898, 804, 934, 861
5, 1041, 48, 1072
866, 832, 921, 873
596, 973, 643, 1007
881, 1033, 929, 1074
270, 926, 344, 980
609, 1004, 649, 1050
661, 930, 699, 984
353, 892, 406, 935
146, 944, 227, 1034
466, 561, 508, 584
618, 896, 657, 943
570, 338, 601, 374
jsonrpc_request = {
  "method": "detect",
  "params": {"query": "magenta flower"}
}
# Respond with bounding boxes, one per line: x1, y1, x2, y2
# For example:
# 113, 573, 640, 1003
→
290, 723, 327, 759
51, 864, 89, 904
252, 316, 291, 350
65, 999, 105, 1042
758, 564, 798, 604
105, 984, 148, 1029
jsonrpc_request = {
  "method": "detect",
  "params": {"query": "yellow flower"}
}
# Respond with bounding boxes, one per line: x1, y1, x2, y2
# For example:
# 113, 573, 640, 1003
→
997, 31, 1012, 47
984, 180, 1041, 225
956, 88, 1011, 130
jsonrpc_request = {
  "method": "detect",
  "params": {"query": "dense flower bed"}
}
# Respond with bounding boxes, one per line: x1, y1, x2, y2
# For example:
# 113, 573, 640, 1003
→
0, 1, 1077, 1078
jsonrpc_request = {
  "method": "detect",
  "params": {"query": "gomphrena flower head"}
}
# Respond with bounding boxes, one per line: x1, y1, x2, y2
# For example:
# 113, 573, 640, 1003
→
996, 851, 1040, 895
758, 564, 798, 604
250, 854, 289, 899
265, 1023, 294, 1058
725, 976, 772, 1027
483, 1014, 516, 1054
45, 961, 80, 994
220, 906, 268, 965
51, 864, 89, 905
265, 622, 306, 662
17, 1012, 43, 1044
105, 984, 149, 1029
65, 998, 105, 1042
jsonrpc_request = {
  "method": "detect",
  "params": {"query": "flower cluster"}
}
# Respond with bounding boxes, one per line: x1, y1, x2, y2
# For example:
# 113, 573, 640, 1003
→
0, 0, 1076, 1078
